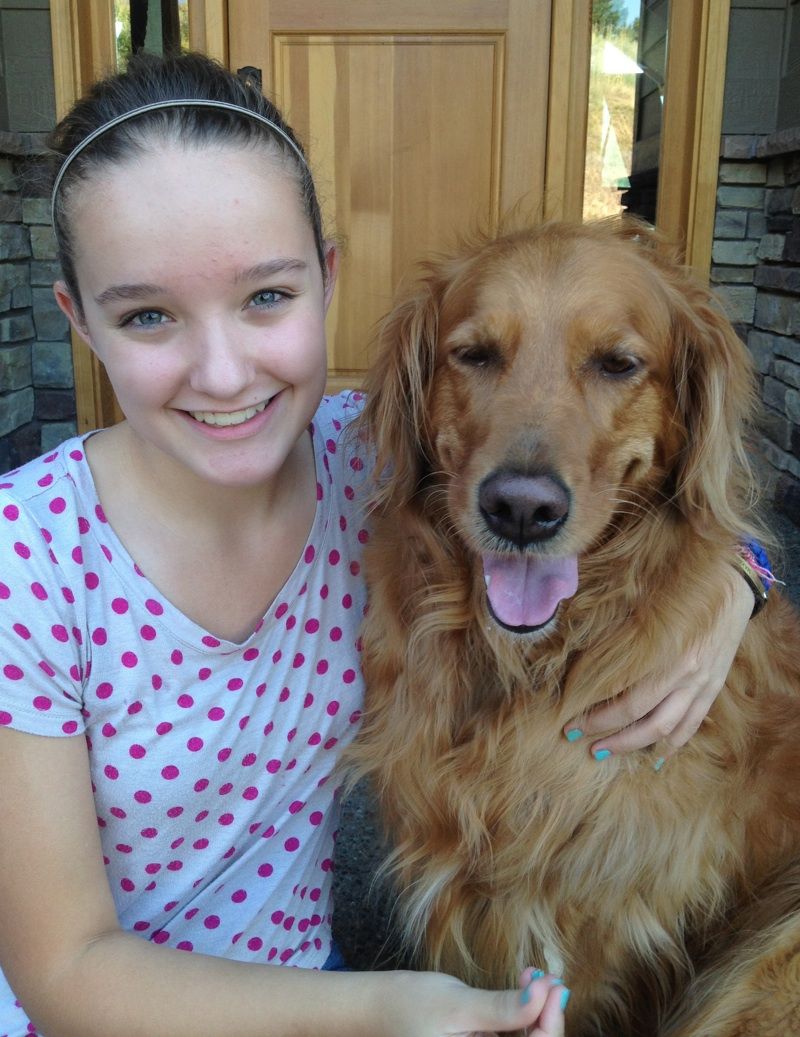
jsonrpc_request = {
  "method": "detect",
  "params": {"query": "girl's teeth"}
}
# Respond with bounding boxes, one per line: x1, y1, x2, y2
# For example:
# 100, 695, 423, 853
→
190, 401, 269, 427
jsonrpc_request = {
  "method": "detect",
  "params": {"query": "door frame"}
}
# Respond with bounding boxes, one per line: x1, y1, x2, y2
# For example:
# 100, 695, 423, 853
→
50, 0, 731, 432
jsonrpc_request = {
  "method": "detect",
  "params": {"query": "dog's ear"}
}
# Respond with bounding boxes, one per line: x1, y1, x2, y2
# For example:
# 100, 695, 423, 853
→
361, 269, 442, 510
666, 270, 759, 537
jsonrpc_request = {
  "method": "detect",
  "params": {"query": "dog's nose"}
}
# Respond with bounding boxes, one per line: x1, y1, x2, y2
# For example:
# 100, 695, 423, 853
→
478, 471, 570, 546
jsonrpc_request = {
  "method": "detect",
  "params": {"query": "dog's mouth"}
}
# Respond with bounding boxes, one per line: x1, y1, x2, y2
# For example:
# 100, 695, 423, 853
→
481, 552, 579, 633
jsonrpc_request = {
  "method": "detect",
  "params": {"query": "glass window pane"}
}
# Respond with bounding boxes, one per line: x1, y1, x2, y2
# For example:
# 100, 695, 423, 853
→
583, 0, 669, 224
115, 1, 189, 66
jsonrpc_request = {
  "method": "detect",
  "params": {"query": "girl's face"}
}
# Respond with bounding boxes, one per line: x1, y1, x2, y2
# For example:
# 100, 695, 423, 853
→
55, 142, 336, 490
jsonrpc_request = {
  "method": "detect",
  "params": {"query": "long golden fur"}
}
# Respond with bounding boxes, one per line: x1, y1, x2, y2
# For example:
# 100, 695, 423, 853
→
345, 220, 800, 1036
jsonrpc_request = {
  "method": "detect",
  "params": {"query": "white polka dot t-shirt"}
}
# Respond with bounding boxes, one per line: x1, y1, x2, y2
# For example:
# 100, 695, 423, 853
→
0, 391, 369, 1036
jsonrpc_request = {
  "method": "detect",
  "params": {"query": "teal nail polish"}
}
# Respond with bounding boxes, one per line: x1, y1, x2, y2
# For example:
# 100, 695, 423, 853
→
531, 969, 544, 979
560, 987, 571, 1011
653, 756, 665, 772
565, 728, 583, 743
593, 748, 612, 761
519, 984, 532, 1005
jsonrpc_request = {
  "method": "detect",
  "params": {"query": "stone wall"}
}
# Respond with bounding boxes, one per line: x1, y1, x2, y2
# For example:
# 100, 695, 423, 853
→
0, 129, 74, 472
711, 129, 800, 527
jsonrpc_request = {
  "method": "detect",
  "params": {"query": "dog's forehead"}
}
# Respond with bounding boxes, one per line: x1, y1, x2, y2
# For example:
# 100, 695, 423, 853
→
452, 234, 672, 340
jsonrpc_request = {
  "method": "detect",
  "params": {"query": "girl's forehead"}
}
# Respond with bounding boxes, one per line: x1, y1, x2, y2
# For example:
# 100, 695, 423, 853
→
69, 143, 318, 288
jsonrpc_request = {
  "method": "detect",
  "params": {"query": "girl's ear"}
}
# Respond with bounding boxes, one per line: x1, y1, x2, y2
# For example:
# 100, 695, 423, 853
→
53, 281, 92, 348
322, 242, 339, 313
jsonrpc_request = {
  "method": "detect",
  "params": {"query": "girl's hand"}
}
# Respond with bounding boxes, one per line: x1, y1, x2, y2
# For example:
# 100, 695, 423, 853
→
564, 566, 753, 761
379, 967, 567, 1037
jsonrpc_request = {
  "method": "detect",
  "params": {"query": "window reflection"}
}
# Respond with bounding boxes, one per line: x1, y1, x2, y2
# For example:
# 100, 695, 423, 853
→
115, 1, 189, 65
584, 0, 668, 224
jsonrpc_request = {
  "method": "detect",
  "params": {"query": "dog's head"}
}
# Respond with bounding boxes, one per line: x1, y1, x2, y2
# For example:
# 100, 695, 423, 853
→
361, 219, 758, 636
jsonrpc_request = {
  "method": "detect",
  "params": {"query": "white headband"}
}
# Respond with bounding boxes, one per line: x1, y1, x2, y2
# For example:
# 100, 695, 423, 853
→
50, 97, 309, 231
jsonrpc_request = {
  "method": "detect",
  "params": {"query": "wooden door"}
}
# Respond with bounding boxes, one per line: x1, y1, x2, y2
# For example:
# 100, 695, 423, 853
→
225, 0, 553, 391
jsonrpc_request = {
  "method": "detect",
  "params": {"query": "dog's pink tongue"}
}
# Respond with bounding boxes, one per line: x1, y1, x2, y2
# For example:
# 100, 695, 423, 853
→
482, 553, 578, 628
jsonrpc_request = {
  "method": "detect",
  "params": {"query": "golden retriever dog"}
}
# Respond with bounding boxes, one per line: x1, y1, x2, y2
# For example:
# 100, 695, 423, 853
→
345, 219, 800, 1036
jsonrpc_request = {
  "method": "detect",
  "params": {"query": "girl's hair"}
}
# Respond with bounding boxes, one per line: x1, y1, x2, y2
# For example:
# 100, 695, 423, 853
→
48, 51, 326, 308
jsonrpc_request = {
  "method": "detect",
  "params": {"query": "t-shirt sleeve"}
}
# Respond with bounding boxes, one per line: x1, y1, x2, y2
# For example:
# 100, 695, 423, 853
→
0, 492, 85, 736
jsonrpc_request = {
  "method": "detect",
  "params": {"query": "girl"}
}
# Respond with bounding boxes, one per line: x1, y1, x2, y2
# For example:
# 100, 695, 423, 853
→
0, 51, 757, 1037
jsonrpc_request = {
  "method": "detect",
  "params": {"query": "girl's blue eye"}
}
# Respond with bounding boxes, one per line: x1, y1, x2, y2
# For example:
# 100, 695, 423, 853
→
250, 290, 284, 309
124, 310, 168, 328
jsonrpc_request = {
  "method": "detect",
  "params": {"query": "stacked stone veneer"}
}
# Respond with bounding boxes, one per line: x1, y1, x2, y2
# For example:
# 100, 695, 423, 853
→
0, 129, 74, 473
711, 130, 800, 528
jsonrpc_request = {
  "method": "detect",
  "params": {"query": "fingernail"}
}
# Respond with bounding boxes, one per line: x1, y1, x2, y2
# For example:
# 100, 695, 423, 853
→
519, 970, 545, 1003
592, 748, 612, 761
653, 756, 665, 772
565, 728, 583, 742
560, 987, 571, 1011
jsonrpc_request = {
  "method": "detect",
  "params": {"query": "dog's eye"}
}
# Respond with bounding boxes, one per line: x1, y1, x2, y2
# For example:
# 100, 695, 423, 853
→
596, 353, 640, 378
453, 344, 500, 369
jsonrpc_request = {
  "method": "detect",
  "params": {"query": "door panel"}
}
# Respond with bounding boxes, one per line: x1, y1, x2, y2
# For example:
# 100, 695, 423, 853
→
228, 1, 551, 391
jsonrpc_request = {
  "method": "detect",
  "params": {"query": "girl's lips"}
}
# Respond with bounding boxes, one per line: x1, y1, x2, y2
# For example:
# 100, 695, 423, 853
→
180, 391, 283, 439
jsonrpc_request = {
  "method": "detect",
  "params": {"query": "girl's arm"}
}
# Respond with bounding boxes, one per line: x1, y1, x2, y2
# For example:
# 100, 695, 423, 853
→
564, 562, 755, 759
0, 727, 564, 1037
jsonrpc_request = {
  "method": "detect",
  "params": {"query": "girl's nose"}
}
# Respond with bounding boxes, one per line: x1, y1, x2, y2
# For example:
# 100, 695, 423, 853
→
188, 321, 254, 398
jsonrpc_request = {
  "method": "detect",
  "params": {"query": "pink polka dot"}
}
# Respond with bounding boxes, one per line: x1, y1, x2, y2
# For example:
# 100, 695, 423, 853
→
284, 837, 300, 852
3, 504, 19, 520
198, 667, 212, 680
71, 546, 83, 564
275, 603, 288, 619
133, 921, 150, 932
145, 598, 163, 615
167, 806, 184, 818
343, 669, 356, 684
176, 941, 193, 952
327, 701, 340, 716
85, 572, 99, 590
49, 497, 66, 514
193, 837, 209, 850
121, 877, 135, 892
289, 800, 304, 814
37, 473, 54, 487
121, 651, 138, 668
104, 765, 119, 780
161, 765, 180, 780
95, 504, 108, 523
134, 790, 152, 804
96, 682, 113, 699
309, 811, 323, 826
156, 721, 172, 735
247, 936, 263, 951
31, 582, 47, 600
292, 653, 305, 669
342, 593, 352, 609
204, 914, 220, 929
38, 661, 56, 678
218, 781, 233, 795
92, 626, 107, 645
51, 623, 69, 643
187, 736, 204, 752
62, 720, 79, 734
3, 664, 23, 681
219, 813, 234, 826
177, 694, 194, 709
231, 889, 247, 903
218, 747, 232, 763
77, 516, 90, 534
171, 649, 183, 665
258, 862, 274, 877
304, 545, 316, 563
140, 624, 157, 640
130, 744, 146, 759
243, 647, 259, 661
242, 786, 258, 800
266, 759, 280, 773
167, 860, 183, 871
208, 707, 225, 721
202, 635, 221, 648
33, 695, 52, 711
227, 677, 243, 692
194, 778, 209, 792
0, 711, 13, 725
0, 581, 9, 599
102, 723, 116, 737
152, 931, 169, 944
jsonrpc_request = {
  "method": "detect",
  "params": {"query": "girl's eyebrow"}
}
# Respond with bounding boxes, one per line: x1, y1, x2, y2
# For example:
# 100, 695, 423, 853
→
234, 258, 308, 283
94, 283, 163, 306
93, 259, 309, 307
